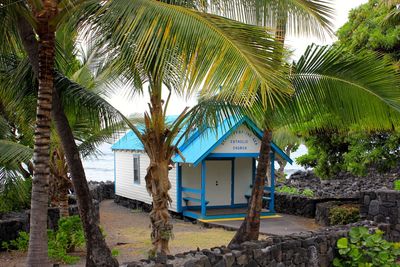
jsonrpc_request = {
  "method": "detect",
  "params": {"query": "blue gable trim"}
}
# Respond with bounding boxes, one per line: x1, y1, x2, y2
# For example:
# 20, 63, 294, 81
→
112, 115, 293, 165
175, 116, 293, 166
191, 117, 249, 166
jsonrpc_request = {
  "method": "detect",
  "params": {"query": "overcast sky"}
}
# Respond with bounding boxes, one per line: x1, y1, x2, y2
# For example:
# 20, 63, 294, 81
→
108, 0, 368, 116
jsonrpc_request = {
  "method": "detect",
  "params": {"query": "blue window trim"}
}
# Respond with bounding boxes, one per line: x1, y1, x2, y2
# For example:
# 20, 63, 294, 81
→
113, 152, 116, 194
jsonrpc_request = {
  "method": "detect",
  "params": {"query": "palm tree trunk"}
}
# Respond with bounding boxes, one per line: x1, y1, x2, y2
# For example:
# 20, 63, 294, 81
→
27, 1, 58, 266
17, 14, 118, 267
56, 174, 70, 218
146, 159, 173, 256
52, 91, 119, 267
229, 8, 289, 246
229, 130, 272, 246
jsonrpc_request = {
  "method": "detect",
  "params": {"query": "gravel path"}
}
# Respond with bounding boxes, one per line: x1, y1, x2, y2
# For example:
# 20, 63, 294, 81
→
0, 200, 234, 266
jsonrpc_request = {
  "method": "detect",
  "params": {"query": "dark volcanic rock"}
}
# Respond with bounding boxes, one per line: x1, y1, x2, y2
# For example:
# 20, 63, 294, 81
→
279, 168, 398, 199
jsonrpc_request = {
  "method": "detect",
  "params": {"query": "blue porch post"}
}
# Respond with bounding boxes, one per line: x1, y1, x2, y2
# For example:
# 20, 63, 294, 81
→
252, 158, 256, 184
269, 152, 275, 213
230, 159, 235, 206
176, 164, 182, 212
201, 160, 206, 218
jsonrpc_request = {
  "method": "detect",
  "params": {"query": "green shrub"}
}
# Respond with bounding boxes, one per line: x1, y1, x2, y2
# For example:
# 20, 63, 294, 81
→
111, 248, 120, 257
2, 215, 85, 265
394, 180, 400, 191
301, 188, 314, 197
329, 204, 360, 225
48, 215, 85, 264
276, 185, 300, 195
1, 231, 29, 251
333, 226, 400, 267
276, 186, 314, 197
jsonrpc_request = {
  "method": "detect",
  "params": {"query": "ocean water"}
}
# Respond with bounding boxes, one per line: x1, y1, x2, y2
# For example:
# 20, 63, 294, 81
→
82, 143, 115, 182
82, 143, 307, 182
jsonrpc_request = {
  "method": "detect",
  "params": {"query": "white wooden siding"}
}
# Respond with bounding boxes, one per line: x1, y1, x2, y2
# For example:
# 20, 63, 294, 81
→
114, 150, 177, 211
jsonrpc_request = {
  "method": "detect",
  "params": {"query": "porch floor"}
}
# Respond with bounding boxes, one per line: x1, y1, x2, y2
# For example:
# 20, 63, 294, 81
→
182, 207, 273, 220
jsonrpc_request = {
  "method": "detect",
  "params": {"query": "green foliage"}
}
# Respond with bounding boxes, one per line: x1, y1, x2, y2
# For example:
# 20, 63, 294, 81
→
337, 0, 400, 66
276, 186, 314, 197
394, 180, 400, 191
344, 131, 400, 176
302, 188, 314, 197
276, 185, 300, 195
296, 131, 349, 179
1, 231, 29, 251
297, 130, 400, 178
333, 227, 400, 267
329, 205, 360, 226
111, 248, 120, 257
48, 215, 85, 264
0, 178, 31, 213
2, 216, 85, 265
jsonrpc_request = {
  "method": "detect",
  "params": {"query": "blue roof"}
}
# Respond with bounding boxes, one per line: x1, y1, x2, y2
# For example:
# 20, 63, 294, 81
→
111, 115, 184, 151
112, 116, 293, 166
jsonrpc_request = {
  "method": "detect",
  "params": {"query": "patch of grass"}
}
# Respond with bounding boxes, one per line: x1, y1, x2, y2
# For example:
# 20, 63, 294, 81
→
276, 186, 315, 197
394, 180, 400, 191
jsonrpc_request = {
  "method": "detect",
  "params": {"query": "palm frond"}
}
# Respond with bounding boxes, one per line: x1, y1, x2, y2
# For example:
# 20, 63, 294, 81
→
280, 45, 400, 131
0, 140, 33, 169
93, 0, 292, 108
167, 0, 335, 39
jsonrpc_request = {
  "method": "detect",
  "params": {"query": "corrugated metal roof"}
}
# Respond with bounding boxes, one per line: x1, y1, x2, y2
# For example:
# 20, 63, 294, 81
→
112, 116, 293, 166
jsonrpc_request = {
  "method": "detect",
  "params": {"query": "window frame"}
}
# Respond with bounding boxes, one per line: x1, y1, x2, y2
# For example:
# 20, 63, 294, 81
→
133, 155, 140, 185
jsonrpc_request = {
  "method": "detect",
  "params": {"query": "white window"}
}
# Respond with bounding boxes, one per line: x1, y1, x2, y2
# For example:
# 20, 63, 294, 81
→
133, 156, 140, 184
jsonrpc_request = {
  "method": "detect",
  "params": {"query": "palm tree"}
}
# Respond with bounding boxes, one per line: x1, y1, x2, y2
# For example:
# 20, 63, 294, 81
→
91, 0, 295, 255
1, 1, 118, 266
192, 43, 400, 246
211, 0, 335, 245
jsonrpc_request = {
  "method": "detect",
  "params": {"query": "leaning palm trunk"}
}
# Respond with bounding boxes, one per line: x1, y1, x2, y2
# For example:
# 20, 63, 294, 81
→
52, 90, 119, 267
27, 1, 58, 266
229, 130, 272, 246
230, 9, 289, 245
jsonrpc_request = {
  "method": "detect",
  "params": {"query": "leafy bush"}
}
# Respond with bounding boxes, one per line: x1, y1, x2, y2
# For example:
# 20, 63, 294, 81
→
333, 226, 400, 267
302, 188, 314, 197
276, 185, 300, 195
276, 186, 314, 197
111, 248, 120, 257
329, 204, 360, 225
2, 216, 85, 265
1, 231, 29, 251
394, 180, 400, 191
48, 215, 85, 264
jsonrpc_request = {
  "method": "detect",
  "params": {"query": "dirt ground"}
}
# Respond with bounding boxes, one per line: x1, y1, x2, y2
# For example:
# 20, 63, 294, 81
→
0, 200, 235, 267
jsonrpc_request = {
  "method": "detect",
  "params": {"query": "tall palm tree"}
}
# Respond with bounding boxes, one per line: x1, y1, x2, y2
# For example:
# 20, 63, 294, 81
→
3, 4, 120, 264
212, 0, 335, 245
190, 43, 400, 246
91, 0, 294, 255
